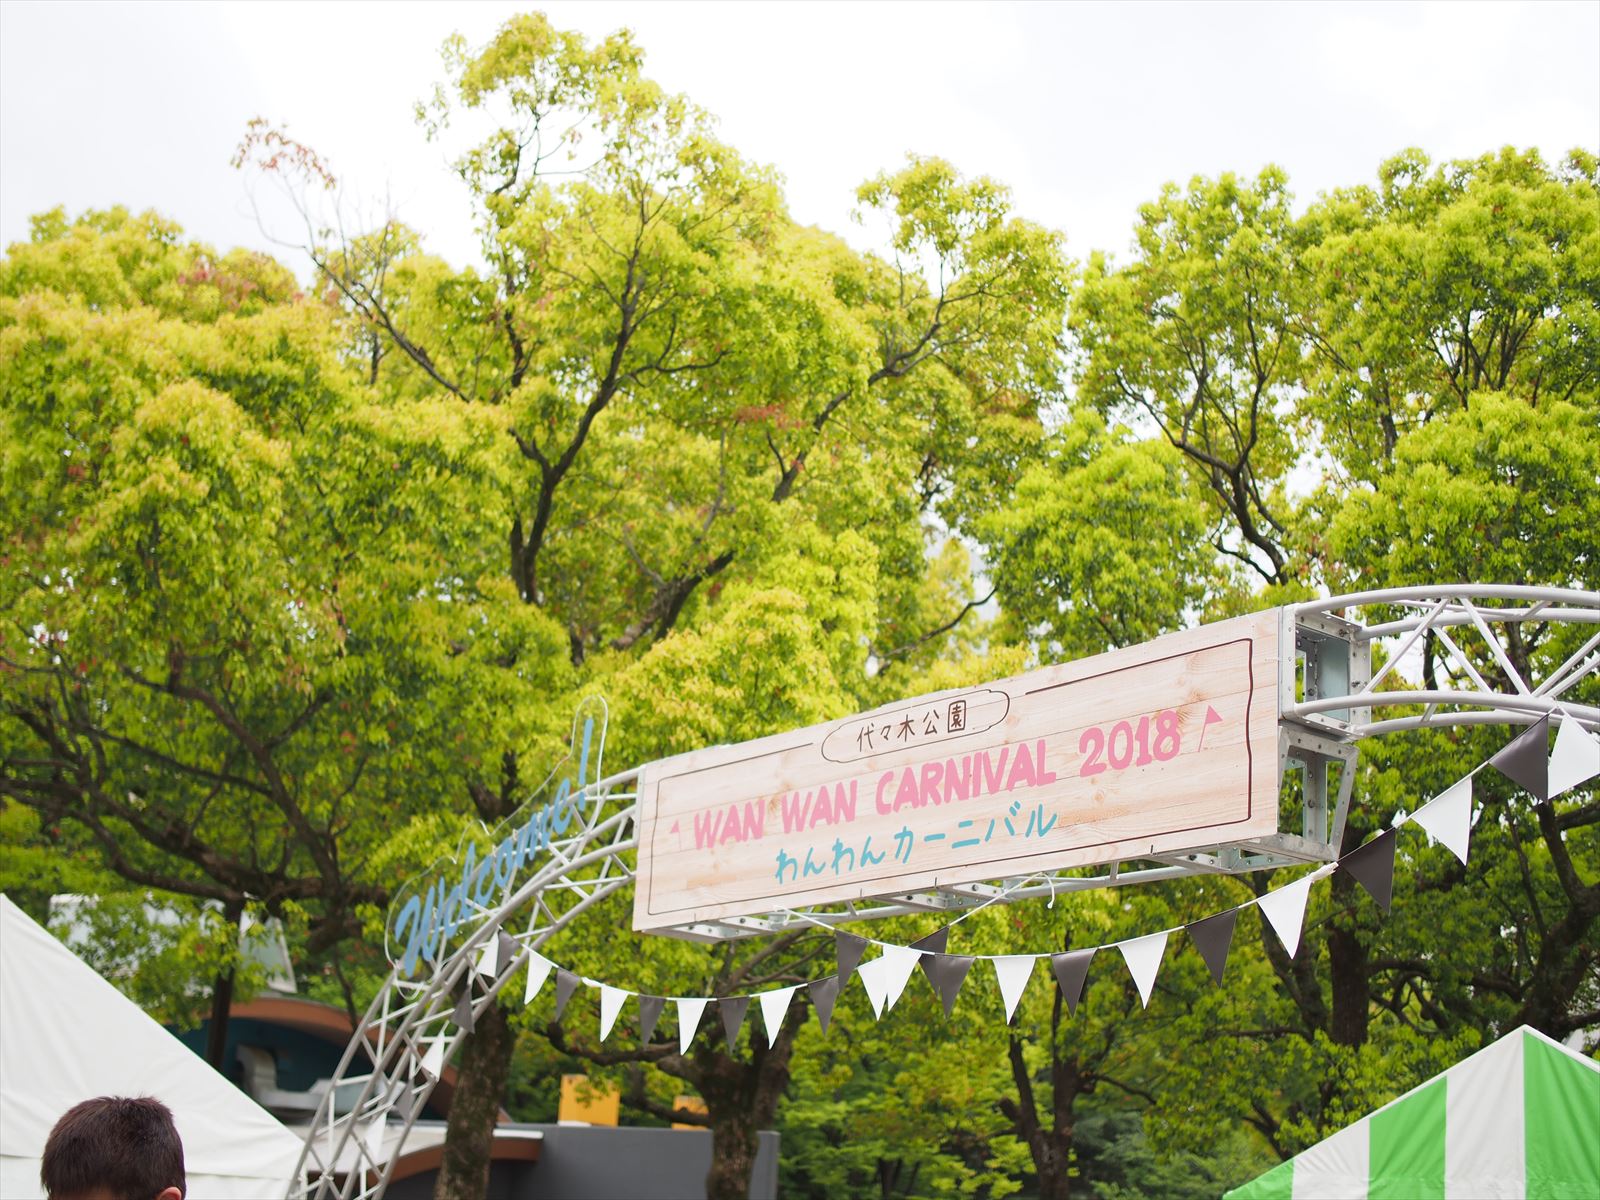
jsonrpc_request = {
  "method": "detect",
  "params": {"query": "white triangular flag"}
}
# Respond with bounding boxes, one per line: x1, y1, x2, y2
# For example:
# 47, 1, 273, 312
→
856, 955, 891, 1019
758, 986, 799, 1043
363, 1120, 387, 1166
419, 1038, 445, 1080
1550, 717, 1600, 798
1257, 875, 1316, 958
881, 946, 923, 1014
992, 956, 1037, 1023
1116, 930, 1169, 1007
523, 952, 554, 1005
598, 985, 627, 1042
677, 998, 709, 1055
1410, 776, 1473, 864
475, 936, 499, 980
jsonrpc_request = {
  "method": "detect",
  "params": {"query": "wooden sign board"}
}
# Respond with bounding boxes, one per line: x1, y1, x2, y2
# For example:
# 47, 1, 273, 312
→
632, 609, 1282, 932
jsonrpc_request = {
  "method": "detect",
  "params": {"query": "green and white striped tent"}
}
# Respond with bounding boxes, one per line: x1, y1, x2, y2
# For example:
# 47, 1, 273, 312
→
1226, 1026, 1599, 1199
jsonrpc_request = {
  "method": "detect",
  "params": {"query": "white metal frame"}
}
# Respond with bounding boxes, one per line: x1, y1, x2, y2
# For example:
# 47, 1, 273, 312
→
289, 584, 1598, 1199
288, 771, 640, 1198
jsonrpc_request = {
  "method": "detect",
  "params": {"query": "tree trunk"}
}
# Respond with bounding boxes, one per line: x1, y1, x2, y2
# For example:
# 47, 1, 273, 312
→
1514, 887, 1600, 1037
999, 1023, 1078, 1200
204, 961, 236, 1072
205, 899, 243, 1072
537, 946, 811, 1200
703, 1102, 758, 1200
697, 1056, 772, 1199
434, 1001, 515, 1200
1326, 851, 1371, 1049
1044, 1054, 1081, 1200
1037, 1143, 1073, 1200
694, 1008, 803, 1200
1326, 919, 1370, 1047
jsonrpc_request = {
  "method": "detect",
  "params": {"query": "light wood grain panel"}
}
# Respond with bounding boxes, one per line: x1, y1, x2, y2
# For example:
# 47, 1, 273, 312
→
633, 609, 1282, 931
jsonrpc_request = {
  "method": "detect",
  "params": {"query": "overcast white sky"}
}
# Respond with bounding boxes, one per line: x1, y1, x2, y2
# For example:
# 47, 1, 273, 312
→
2, 1, 1597, 275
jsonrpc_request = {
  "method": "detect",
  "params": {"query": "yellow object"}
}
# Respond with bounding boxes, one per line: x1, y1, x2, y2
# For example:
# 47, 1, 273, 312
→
672, 1094, 707, 1129
558, 1074, 620, 1126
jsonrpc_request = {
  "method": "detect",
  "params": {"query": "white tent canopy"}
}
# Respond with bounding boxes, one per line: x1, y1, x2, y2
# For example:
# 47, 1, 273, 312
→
1226, 1024, 1600, 1199
0, 894, 304, 1199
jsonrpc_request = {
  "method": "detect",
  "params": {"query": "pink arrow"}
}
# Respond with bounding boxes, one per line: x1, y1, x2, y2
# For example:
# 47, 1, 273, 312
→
1197, 705, 1223, 751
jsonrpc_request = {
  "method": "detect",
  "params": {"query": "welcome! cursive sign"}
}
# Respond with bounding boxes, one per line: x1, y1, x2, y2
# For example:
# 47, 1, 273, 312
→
386, 698, 608, 976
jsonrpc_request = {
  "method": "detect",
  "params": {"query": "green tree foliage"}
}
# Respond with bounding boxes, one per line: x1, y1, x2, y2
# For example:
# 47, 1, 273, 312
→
236, 16, 1071, 1199
0, 206, 566, 1012
1324, 390, 1600, 1040
1078, 147, 1599, 1179
1071, 169, 1307, 587
1300, 148, 1600, 476
1328, 392, 1598, 588
976, 409, 1217, 658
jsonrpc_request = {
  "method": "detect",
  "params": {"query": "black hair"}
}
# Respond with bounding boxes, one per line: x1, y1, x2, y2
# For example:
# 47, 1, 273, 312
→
41, 1096, 186, 1200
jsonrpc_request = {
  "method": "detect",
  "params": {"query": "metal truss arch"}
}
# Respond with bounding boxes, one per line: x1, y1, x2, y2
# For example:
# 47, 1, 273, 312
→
291, 583, 1599, 1198
291, 771, 641, 1199
1287, 584, 1600, 738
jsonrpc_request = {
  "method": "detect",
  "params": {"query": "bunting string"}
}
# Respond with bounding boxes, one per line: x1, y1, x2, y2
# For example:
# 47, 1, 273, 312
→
456, 714, 1598, 1047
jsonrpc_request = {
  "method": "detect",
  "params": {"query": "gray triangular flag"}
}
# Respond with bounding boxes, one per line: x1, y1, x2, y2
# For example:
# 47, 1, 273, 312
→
497, 930, 517, 970
1117, 930, 1169, 1007
719, 996, 749, 1047
553, 969, 580, 1020
1186, 908, 1238, 986
927, 955, 975, 1016
836, 932, 868, 987
476, 929, 519, 980
1550, 716, 1600, 797
913, 928, 950, 993
638, 995, 666, 1045
1411, 776, 1473, 864
1051, 948, 1095, 1015
1490, 716, 1549, 800
1257, 876, 1315, 959
452, 990, 475, 1032
598, 985, 626, 1042
810, 976, 840, 1034
676, 998, 708, 1055
1340, 829, 1397, 913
